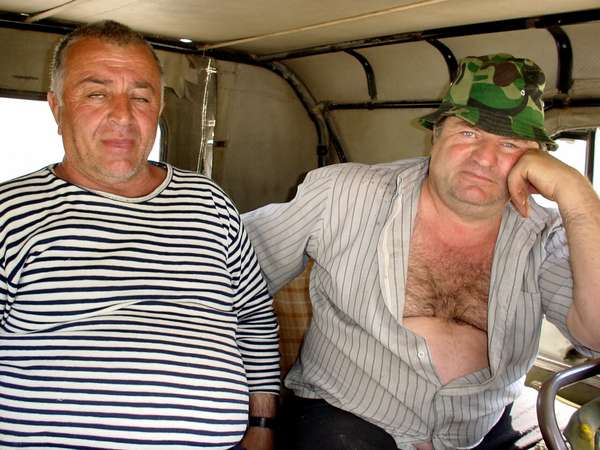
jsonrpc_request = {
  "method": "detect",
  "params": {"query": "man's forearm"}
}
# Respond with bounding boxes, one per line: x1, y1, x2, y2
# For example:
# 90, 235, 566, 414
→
508, 150, 600, 351
240, 393, 278, 450
559, 184, 600, 351
249, 392, 278, 418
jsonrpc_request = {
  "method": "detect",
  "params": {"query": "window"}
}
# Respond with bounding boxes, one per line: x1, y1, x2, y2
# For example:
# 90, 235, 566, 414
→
533, 128, 599, 208
0, 96, 162, 184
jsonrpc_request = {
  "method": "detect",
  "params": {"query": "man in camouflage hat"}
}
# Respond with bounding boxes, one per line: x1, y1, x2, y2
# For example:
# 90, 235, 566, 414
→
243, 53, 600, 450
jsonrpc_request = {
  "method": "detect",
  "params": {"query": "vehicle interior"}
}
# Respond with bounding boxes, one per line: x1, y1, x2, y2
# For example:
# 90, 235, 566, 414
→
1, 1, 600, 448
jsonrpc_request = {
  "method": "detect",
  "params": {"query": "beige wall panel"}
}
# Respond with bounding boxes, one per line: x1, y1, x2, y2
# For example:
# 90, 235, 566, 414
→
0, 28, 59, 94
565, 23, 600, 98
284, 53, 369, 103
566, 23, 600, 80
285, 41, 448, 103
329, 109, 432, 164
358, 41, 449, 101
213, 61, 317, 212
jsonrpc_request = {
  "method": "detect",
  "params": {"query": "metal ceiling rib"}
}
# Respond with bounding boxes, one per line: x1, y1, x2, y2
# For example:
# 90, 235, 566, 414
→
547, 26, 573, 95
344, 50, 378, 101
254, 8, 600, 62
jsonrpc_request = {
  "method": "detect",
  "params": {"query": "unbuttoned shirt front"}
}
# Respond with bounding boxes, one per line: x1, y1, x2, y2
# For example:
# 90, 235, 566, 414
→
242, 157, 594, 450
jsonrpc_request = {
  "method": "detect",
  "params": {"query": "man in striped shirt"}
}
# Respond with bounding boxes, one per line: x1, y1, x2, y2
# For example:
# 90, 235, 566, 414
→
243, 54, 600, 449
0, 21, 279, 450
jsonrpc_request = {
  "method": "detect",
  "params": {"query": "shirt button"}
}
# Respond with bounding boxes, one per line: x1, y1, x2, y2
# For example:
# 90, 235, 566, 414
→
417, 351, 425, 358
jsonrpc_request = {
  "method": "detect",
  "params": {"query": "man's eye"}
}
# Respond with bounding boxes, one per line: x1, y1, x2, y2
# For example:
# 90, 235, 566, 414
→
501, 142, 521, 151
461, 130, 476, 137
132, 96, 150, 103
88, 92, 105, 99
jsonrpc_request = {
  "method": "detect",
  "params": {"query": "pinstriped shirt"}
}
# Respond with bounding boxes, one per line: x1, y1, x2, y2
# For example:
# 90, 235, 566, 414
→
243, 157, 595, 450
0, 163, 279, 449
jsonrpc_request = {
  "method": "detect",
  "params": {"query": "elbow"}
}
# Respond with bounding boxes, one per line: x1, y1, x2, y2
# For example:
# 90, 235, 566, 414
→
567, 306, 600, 352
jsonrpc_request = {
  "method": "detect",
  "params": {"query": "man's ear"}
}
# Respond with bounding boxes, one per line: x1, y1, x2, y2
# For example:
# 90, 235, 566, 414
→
47, 91, 62, 134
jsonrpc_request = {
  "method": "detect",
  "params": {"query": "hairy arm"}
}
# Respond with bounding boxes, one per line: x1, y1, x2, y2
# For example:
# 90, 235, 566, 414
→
508, 149, 600, 351
240, 393, 278, 450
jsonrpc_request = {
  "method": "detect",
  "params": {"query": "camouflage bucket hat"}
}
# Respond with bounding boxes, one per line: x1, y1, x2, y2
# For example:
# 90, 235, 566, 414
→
419, 53, 557, 150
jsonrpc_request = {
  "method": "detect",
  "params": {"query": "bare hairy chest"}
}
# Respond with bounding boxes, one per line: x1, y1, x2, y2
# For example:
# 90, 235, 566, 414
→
404, 229, 493, 331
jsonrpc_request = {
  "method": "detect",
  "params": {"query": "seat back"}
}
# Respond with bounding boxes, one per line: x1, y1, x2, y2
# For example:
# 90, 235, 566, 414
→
272, 261, 313, 377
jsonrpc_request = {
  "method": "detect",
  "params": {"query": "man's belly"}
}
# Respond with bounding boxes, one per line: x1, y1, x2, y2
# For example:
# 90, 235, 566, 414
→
0, 310, 250, 450
403, 316, 489, 385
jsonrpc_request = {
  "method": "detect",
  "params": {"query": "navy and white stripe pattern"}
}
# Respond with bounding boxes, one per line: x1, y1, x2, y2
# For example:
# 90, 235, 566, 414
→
243, 157, 595, 450
0, 163, 279, 449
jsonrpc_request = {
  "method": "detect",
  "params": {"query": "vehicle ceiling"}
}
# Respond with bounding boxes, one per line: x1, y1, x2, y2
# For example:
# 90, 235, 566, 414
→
1, 0, 600, 209
0, 0, 599, 55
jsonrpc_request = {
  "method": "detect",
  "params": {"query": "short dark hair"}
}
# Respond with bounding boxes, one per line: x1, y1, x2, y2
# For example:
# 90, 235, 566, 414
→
50, 20, 163, 102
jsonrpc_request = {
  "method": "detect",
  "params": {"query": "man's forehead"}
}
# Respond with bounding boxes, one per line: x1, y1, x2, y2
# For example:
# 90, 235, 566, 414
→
65, 38, 157, 67
64, 38, 161, 84
75, 76, 157, 90
444, 116, 540, 146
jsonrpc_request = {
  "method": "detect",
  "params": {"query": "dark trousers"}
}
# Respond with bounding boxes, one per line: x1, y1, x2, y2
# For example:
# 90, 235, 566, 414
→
276, 395, 515, 450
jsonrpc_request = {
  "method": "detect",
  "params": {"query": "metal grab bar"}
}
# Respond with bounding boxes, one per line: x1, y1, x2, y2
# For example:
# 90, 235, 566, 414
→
537, 358, 600, 450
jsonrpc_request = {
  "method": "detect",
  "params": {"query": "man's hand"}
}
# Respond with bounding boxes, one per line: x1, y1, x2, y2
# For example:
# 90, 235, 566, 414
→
506, 148, 593, 218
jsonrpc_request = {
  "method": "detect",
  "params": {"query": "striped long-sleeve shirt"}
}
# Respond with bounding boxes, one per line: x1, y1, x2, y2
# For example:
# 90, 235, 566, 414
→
242, 157, 597, 450
0, 163, 280, 450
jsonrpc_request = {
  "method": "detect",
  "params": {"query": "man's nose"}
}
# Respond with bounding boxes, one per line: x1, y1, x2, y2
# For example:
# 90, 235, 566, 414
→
471, 137, 498, 166
108, 95, 133, 125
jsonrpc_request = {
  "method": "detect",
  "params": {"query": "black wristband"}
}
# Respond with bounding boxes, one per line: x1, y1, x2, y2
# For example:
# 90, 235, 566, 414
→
248, 416, 276, 429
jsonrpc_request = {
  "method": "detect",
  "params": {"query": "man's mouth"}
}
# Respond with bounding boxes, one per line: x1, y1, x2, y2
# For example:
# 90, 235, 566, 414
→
460, 169, 495, 184
102, 138, 135, 149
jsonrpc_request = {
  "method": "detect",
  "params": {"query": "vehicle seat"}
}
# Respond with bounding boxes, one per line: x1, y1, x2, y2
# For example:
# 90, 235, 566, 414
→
272, 260, 313, 378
